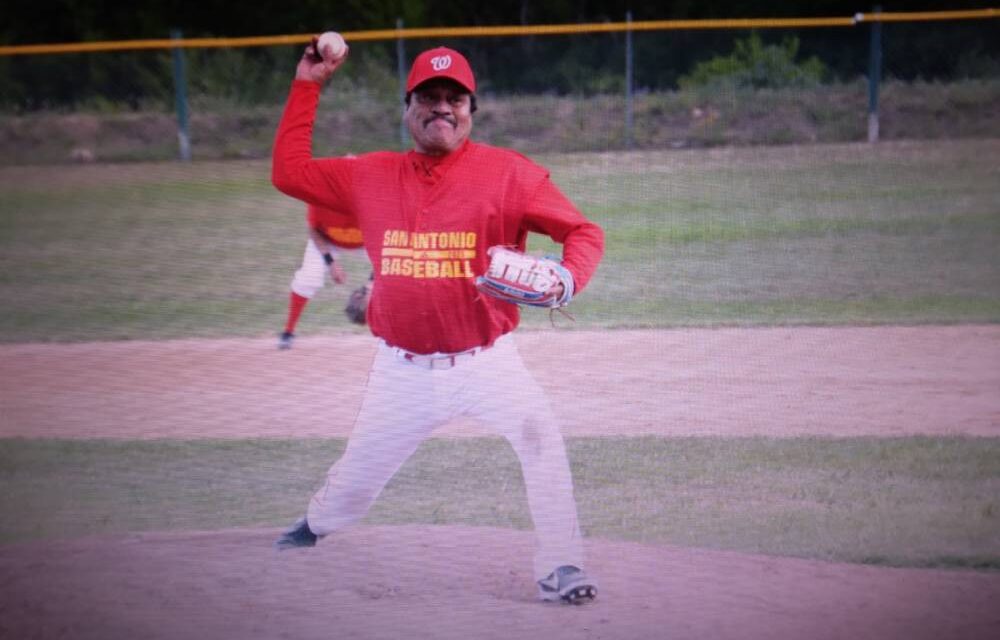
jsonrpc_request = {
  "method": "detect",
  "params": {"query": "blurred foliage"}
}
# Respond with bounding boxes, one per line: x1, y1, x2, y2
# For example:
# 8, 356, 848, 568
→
0, 1, 997, 110
679, 34, 826, 91
1, 79, 997, 165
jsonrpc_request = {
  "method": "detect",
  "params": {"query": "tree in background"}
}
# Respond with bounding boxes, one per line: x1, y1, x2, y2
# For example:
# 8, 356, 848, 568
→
0, 1, 997, 110
679, 33, 826, 91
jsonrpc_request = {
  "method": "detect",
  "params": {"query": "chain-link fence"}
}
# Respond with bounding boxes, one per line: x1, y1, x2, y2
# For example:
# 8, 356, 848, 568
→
0, 10, 997, 164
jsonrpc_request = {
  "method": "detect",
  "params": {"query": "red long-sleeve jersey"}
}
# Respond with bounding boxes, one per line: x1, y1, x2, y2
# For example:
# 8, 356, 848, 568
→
273, 80, 603, 354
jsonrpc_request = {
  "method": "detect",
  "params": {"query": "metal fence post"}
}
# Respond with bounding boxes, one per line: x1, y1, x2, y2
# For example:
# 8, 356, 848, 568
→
625, 11, 634, 150
867, 6, 882, 143
170, 29, 192, 162
396, 18, 408, 148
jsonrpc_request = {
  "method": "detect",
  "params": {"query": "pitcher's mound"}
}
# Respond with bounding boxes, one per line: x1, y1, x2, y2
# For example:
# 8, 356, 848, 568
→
2, 524, 998, 640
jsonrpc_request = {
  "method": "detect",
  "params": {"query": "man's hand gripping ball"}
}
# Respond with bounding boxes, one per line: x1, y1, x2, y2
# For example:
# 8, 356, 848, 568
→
297, 31, 349, 84
475, 246, 574, 309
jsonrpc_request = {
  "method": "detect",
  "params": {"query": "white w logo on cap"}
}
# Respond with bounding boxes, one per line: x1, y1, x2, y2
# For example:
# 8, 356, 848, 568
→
430, 55, 453, 71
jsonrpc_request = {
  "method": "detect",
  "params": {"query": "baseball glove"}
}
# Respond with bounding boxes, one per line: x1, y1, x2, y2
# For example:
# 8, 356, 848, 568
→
344, 284, 370, 325
475, 246, 574, 308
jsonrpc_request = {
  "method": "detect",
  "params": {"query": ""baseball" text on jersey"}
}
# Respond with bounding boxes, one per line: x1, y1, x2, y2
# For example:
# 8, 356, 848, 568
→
380, 258, 475, 279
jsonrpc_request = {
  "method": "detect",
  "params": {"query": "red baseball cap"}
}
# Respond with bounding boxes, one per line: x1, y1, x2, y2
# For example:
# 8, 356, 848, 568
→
406, 47, 476, 94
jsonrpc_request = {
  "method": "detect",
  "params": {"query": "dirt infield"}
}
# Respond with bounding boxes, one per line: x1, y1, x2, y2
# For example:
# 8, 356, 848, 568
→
3, 325, 999, 439
3, 526, 999, 640
2, 326, 999, 639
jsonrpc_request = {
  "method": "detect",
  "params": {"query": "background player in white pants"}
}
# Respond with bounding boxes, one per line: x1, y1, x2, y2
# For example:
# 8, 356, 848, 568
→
272, 40, 604, 604
279, 202, 371, 349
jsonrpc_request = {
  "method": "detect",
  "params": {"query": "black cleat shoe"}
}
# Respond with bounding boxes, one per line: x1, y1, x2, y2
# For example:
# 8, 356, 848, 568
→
277, 331, 295, 350
274, 516, 319, 550
537, 565, 598, 604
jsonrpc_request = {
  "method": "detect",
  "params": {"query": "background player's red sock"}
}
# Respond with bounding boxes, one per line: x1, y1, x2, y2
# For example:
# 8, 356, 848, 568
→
284, 292, 309, 334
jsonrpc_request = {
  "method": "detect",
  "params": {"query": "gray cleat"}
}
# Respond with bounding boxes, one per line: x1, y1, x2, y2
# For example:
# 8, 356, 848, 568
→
537, 565, 597, 604
274, 516, 319, 550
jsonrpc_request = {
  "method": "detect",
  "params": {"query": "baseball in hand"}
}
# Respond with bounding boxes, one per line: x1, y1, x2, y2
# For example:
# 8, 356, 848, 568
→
316, 31, 347, 62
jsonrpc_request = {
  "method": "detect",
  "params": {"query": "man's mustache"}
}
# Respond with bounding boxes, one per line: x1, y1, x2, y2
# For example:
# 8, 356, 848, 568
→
424, 114, 456, 128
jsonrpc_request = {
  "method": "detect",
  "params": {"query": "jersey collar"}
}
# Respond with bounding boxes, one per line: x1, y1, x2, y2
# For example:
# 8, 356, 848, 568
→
407, 139, 472, 180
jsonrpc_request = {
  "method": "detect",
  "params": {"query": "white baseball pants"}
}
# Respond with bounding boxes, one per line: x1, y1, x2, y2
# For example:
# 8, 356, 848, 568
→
306, 334, 585, 580
289, 238, 333, 299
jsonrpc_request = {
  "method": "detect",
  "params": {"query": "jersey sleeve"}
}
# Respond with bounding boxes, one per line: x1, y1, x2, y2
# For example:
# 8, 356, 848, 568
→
520, 175, 604, 294
271, 80, 355, 213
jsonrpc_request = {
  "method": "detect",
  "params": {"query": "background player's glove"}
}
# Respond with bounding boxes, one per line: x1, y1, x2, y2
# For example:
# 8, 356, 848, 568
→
344, 284, 370, 325
475, 246, 574, 308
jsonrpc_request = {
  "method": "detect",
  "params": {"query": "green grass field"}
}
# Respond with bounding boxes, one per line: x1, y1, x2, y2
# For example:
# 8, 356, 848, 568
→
1, 139, 998, 341
2, 437, 998, 569
2, 139, 998, 570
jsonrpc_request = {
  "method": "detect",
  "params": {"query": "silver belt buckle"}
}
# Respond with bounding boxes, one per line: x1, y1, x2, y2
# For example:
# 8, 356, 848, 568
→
396, 345, 479, 370
401, 352, 450, 369
430, 356, 456, 370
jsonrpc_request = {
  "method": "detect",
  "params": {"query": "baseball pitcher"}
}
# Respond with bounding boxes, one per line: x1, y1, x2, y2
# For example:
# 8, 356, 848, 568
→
271, 35, 603, 604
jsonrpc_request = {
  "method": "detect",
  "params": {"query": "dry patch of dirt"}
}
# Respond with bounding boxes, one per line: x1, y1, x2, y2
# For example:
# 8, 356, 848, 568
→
1, 526, 998, 640
2, 326, 998, 439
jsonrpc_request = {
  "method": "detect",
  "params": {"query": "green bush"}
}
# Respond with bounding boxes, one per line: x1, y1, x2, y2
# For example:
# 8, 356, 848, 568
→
680, 33, 826, 91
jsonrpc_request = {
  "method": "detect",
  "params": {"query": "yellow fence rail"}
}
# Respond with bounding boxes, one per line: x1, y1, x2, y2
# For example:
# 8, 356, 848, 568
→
0, 8, 996, 56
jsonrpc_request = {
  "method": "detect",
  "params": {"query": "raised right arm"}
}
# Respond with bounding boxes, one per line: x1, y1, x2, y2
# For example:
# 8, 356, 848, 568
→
271, 39, 352, 207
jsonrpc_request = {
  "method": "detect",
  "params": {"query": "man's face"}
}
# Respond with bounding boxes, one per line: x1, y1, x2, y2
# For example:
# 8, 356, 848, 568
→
405, 79, 473, 156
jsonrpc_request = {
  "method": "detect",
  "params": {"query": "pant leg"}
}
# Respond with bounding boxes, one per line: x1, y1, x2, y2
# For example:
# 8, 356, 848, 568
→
307, 342, 444, 535
453, 335, 585, 580
290, 239, 327, 299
